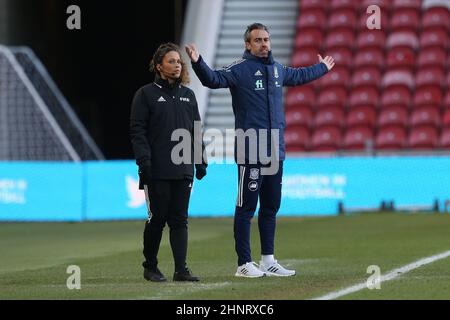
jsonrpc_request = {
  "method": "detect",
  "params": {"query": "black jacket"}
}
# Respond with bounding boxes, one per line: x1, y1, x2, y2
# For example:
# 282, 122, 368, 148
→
130, 75, 206, 186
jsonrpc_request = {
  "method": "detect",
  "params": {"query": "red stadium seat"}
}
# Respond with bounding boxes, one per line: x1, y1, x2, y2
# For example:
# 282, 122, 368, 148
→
415, 67, 445, 90
417, 48, 447, 69
313, 107, 345, 128
413, 87, 443, 110
310, 127, 342, 151
440, 128, 450, 149
443, 109, 450, 128
330, 0, 359, 11
286, 86, 316, 109
318, 66, 350, 90
375, 126, 407, 150
351, 67, 381, 90
421, 7, 450, 32
346, 106, 377, 128
386, 31, 419, 50
392, 0, 421, 11
419, 29, 449, 50
317, 87, 347, 109
409, 107, 440, 128
378, 106, 408, 128
348, 87, 379, 109
285, 107, 314, 127
359, 0, 392, 13
295, 29, 324, 50
407, 126, 438, 150
386, 48, 415, 71
380, 87, 411, 110
382, 70, 415, 91
356, 30, 386, 50
354, 48, 384, 70
444, 91, 450, 110
389, 9, 420, 32
324, 48, 352, 69
342, 127, 374, 150
447, 72, 450, 89
324, 29, 355, 50
292, 48, 320, 67
327, 9, 357, 32
300, 0, 327, 11
285, 126, 310, 152
297, 9, 327, 31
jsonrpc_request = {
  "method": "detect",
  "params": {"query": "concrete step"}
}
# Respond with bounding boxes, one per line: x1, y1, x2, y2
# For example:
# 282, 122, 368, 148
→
207, 106, 232, 115
220, 28, 296, 38
221, 20, 297, 30
209, 95, 232, 105
206, 115, 235, 127
225, 1, 298, 10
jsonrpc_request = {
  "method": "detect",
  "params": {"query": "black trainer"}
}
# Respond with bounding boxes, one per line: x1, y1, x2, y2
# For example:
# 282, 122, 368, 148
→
144, 267, 167, 282
173, 267, 200, 282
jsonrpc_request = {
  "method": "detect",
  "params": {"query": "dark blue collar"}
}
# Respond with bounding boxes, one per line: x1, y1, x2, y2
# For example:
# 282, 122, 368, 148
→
242, 50, 274, 65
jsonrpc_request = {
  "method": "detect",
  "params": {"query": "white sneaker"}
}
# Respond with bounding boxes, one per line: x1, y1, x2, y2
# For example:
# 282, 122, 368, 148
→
259, 260, 296, 277
235, 262, 266, 278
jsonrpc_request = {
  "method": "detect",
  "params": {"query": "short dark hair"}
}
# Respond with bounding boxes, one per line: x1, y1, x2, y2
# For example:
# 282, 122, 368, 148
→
244, 23, 270, 43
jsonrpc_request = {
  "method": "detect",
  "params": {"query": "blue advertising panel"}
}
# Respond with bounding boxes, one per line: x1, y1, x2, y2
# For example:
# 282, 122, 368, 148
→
1, 156, 450, 221
84, 161, 147, 221
280, 157, 450, 216
0, 162, 83, 221
83, 161, 237, 219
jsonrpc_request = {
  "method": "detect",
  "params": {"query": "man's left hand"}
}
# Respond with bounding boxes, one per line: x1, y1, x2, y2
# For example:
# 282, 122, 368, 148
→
318, 54, 335, 71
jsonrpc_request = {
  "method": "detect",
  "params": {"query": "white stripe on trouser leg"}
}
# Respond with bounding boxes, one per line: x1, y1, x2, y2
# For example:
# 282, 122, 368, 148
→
236, 166, 242, 207
236, 166, 245, 207
241, 167, 245, 207
143, 185, 152, 221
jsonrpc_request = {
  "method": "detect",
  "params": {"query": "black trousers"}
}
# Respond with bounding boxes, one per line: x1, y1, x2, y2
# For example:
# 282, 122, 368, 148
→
142, 179, 192, 272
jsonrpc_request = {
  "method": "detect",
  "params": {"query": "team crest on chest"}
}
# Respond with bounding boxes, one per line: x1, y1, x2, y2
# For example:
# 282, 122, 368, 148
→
274, 66, 279, 79
249, 168, 260, 180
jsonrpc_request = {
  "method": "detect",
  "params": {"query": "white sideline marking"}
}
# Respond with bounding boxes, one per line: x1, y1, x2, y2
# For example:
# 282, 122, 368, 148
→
313, 250, 450, 300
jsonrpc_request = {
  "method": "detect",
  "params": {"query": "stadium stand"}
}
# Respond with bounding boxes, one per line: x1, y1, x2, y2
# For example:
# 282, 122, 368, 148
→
286, 0, 450, 152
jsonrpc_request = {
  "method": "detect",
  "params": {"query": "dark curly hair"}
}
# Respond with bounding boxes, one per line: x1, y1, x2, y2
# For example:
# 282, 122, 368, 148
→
149, 43, 190, 85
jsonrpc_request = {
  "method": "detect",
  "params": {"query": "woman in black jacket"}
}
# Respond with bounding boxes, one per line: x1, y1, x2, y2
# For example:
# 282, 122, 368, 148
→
130, 43, 207, 282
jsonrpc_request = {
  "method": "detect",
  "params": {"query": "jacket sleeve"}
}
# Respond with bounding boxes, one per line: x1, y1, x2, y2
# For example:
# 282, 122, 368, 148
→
191, 55, 236, 89
283, 62, 329, 87
129, 88, 152, 165
192, 92, 208, 167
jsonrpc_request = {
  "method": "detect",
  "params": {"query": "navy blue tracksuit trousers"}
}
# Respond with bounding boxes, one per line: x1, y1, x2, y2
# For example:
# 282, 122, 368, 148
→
234, 162, 283, 266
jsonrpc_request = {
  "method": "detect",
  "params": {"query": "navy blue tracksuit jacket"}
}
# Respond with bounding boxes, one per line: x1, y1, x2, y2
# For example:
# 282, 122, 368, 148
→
192, 50, 329, 162
192, 50, 329, 266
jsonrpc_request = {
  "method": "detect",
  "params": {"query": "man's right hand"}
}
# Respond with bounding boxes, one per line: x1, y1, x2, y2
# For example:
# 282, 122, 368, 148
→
138, 160, 152, 184
185, 44, 199, 63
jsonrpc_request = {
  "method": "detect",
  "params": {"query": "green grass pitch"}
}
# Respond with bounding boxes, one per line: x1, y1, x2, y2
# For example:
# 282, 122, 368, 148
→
1, 213, 450, 300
